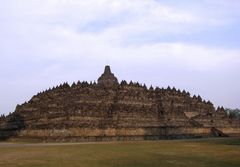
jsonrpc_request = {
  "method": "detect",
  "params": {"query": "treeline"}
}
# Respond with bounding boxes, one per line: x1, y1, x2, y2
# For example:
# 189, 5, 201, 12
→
225, 108, 240, 119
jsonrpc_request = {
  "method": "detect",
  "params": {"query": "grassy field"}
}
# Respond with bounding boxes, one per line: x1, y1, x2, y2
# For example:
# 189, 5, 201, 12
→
0, 138, 240, 167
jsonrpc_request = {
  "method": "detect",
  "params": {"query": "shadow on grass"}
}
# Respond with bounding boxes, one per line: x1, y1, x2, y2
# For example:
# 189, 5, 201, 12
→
188, 137, 240, 146
215, 138, 240, 146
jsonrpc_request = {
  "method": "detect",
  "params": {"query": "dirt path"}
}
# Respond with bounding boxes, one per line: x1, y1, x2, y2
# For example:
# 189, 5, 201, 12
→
0, 137, 233, 148
0, 141, 119, 148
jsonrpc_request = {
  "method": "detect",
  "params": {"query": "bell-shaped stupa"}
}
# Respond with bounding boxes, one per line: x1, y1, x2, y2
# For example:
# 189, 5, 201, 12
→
97, 65, 118, 87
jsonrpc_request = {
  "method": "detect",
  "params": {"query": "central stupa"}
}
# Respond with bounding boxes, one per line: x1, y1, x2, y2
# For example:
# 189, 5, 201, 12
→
97, 65, 118, 87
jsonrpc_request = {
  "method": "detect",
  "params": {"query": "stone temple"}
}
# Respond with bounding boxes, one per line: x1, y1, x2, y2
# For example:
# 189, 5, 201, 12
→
0, 65, 239, 142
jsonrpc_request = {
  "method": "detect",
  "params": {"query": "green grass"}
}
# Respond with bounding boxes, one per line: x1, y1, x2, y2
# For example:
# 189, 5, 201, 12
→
0, 138, 240, 167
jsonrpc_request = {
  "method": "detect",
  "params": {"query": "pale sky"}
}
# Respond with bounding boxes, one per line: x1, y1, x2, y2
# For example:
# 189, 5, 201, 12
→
0, 0, 240, 115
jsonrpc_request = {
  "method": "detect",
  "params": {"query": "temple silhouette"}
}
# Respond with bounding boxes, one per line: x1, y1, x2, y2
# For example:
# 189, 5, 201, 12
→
0, 65, 239, 141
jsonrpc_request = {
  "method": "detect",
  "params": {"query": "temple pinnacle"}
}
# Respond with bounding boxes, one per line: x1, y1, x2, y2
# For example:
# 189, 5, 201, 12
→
97, 65, 118, 87
104, 65, 111, 75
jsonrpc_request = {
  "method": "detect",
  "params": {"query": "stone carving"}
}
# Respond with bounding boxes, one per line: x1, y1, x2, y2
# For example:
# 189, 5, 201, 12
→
0, 65, 239, 142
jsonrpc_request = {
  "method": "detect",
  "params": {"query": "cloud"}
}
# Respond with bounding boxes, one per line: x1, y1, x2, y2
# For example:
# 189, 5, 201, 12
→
0, 0, 240, 114
1, 0, 240, 68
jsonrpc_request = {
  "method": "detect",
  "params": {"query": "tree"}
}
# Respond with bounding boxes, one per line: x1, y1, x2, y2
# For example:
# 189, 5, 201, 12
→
225, 108, 240, 119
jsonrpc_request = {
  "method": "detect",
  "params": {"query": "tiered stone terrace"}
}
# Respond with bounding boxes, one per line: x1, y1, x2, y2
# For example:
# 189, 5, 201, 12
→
0, 66, 239, 141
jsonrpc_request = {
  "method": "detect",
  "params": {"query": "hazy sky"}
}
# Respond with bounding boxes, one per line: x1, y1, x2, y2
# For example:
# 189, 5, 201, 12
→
1, 0, 240, 115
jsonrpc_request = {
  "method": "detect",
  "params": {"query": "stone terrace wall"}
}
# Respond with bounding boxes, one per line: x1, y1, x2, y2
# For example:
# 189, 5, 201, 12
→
0, 80, 239, 141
